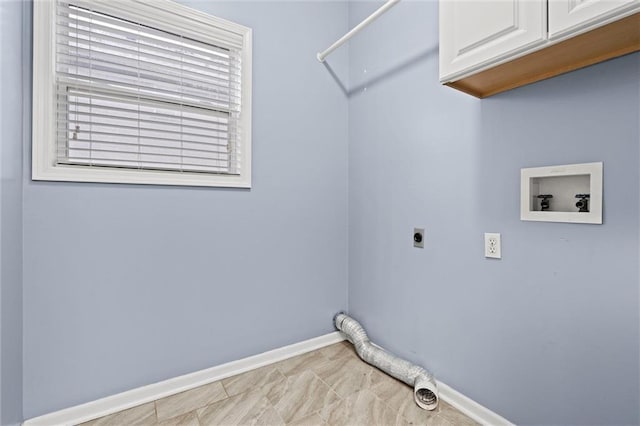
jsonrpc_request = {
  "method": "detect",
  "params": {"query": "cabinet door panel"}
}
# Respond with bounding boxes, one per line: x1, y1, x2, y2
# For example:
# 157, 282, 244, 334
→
439, 0, 547, 82
548, 0, 640, 39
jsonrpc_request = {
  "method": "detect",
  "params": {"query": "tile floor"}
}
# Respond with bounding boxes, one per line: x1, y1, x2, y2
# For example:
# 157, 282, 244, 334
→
81, 342, 478, 426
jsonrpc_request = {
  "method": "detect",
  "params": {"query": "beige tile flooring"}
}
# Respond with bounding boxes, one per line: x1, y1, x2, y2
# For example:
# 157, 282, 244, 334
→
81, 342, 478, 426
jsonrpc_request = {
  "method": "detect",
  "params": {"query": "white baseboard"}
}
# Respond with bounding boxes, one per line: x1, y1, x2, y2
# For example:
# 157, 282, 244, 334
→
23, 332, 346, 426
437, 381, 514, 426
23, 332, 511, 426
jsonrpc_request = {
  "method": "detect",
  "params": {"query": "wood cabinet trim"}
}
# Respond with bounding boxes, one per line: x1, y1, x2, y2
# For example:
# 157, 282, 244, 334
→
446, 12, 640, 98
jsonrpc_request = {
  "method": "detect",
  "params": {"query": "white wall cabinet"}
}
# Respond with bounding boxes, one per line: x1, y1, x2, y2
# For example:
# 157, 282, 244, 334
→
440, 0, 640, 97
439, 0, 547, 82
548, 0, 640, 39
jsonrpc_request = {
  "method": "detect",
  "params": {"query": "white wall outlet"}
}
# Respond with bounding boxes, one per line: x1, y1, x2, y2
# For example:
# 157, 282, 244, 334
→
484, 233, 501, 259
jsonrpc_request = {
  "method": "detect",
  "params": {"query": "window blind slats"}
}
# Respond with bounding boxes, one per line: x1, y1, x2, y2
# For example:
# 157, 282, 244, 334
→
56, 72, 240, 111
56, 87, 241, 174
55, 133, 231, 151
56, 45, 241, 90
54, 27, 242, 74
56, 43, 241, 85
56, 62, 241, 107
56, 6, 243, 54
59, 120, 234, 142
60, 0, 245, 50
57, 111, 235, 138
55, 1, 243, 175
62, 145, 231, 162
56, 95, 232, 124
59, 156, 234, 173
55, 79, 238, 117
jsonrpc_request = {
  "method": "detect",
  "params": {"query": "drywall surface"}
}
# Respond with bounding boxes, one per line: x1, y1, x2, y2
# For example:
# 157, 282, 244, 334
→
0, 1, 25, 425
347, 2, 639, 425
0, 0, 25, 420
22, 1, 348, 418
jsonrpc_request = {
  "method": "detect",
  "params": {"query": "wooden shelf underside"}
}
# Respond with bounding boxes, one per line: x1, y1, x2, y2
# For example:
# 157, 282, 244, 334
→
446, 13, 640, 98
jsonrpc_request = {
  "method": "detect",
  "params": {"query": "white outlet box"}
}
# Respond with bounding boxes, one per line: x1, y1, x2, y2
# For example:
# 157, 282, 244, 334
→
484, 233, 501, 259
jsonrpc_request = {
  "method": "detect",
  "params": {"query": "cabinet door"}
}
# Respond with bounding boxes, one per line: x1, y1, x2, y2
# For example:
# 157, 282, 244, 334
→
548, 0, 640, 39
439, 0, 547, 82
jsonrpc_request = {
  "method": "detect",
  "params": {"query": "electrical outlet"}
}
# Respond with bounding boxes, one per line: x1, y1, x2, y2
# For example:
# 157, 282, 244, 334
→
413, 228, 424, 248
484, 233, 501, 259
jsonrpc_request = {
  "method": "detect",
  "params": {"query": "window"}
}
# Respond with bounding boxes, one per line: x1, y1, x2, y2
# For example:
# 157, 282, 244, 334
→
33, 0, 252, 187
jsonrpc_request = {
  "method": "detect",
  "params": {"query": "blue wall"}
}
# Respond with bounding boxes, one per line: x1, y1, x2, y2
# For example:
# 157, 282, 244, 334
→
21, 1, 349, 418
7, 0, 640, 423
347, 2, 639, 425
0, 1, 24, 425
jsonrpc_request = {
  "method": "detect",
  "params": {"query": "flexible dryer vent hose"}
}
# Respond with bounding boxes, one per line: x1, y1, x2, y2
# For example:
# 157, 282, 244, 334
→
334, 313, 439, 410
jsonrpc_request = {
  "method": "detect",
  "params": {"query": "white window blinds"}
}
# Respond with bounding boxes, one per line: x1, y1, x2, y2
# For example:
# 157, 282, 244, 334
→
55, 1, 244, 175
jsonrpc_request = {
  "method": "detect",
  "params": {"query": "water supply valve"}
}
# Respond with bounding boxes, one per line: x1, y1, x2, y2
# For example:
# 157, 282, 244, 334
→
536, 194, 553, 211
575, 194, 590, 212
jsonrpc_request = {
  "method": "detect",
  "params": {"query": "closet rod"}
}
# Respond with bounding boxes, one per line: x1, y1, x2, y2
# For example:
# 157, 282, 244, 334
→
317, 0, 400, 62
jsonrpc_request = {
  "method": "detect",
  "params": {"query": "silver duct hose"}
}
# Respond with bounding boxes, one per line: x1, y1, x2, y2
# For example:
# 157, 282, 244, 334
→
334, 313, 439, 410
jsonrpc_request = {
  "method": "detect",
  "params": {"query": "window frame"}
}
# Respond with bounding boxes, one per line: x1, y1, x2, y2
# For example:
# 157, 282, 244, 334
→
33, 0, 253, 188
